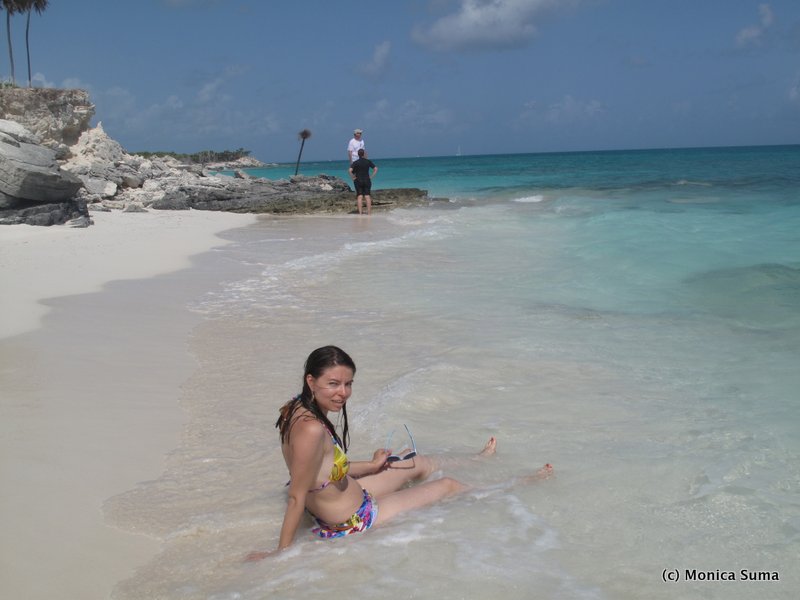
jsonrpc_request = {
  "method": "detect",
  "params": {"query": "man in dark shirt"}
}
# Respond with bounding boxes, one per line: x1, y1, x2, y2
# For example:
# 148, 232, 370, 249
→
348, 148, 378, 215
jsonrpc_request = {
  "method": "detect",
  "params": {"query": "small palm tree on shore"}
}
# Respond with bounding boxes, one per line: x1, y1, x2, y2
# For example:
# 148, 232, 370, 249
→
294, 128, 312, 176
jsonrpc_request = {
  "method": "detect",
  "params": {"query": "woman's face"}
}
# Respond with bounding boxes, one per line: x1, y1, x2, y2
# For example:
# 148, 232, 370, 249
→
307, 365, 354, 414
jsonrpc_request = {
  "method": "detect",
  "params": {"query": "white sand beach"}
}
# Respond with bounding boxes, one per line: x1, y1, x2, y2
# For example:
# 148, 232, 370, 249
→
0, 210, 257, 340
0, 210, 257, 600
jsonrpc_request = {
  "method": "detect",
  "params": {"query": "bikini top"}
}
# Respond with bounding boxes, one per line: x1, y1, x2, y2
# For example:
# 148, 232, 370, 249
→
308, 432, 350, 493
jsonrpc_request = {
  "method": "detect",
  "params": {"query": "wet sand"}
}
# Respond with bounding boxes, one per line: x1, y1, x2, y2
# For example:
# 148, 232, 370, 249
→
0, 209, 256, 599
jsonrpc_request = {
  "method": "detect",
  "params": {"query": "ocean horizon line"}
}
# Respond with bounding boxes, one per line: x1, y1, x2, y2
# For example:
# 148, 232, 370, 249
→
259, 141, 800, 168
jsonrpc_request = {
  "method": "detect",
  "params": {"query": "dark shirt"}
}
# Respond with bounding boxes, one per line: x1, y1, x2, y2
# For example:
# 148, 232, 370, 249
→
350, 158, 376, 182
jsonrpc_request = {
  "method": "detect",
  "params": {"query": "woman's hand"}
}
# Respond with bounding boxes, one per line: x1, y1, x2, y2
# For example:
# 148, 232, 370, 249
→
371, 448, 391, 472
244, 549, 277, 562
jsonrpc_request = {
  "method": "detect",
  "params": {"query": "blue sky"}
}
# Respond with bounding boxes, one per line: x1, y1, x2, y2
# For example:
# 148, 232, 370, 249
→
11, 0, 800, 162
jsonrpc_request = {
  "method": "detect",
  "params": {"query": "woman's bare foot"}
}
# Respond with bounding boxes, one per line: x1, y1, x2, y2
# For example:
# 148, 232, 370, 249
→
478, 436, 497, 456
530, 463, 554, 481
516, 463, 554, 485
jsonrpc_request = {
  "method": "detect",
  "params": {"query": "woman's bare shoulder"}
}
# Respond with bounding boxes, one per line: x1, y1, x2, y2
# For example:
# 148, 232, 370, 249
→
287, 413, 327, 443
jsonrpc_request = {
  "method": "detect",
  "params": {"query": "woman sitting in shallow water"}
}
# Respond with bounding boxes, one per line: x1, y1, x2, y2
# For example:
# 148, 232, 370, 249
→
246, 345, 551, 559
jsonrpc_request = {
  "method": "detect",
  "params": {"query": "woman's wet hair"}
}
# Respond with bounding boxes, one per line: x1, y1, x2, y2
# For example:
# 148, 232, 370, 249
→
276, 346, 355, 450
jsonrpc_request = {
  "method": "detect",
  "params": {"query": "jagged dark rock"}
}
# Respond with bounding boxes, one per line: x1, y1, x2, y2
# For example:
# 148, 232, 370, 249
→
0, 198, 89, 226
148, 176, 432, 214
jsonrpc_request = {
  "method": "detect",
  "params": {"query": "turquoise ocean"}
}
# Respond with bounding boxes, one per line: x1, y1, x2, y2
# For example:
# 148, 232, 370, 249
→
107, 145, 799, 599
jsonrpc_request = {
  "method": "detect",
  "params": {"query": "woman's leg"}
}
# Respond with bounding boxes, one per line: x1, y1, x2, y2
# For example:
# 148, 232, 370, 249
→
370, 458, 553, 529
363, 437, 550, 529
372, 477, 467, 527
357, 436, 498, 498
355, 454, 438, 498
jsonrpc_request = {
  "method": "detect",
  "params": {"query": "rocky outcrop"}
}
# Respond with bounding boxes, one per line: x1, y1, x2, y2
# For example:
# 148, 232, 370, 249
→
61, 122, 147, 197
0, 88, 94, 158
0, 119, 87, 225
0, 87, 438, 226
203, 156, 272, 172
147, 174, 431, 214
62, 124, 434, 215
0, 199, 90, 226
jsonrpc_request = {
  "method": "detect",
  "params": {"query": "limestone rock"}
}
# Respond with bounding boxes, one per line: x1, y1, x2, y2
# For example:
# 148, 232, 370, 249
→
82, 177, 118, 198
122, 202, 147, 213
0, 119, 83, 208
61, 122, 149, 190
0, 88, 94, 157
204, 156, 269, 171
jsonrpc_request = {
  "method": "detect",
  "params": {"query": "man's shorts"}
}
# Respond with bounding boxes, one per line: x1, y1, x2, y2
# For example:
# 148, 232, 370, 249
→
355, 180, 372, 196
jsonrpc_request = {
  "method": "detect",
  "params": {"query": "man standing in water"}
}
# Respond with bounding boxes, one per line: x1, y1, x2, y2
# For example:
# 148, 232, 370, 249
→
347, 128, 365, 163
349, 148, 378, 215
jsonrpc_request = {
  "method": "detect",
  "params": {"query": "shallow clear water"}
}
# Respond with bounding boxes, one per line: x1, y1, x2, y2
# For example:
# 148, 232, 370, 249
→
108, 146, 799, 599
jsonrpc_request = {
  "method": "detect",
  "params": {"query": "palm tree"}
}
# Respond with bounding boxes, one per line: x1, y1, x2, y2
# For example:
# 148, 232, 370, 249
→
294, 129, 312, 176
24, 0, 48, 87
2, 0, 23, 85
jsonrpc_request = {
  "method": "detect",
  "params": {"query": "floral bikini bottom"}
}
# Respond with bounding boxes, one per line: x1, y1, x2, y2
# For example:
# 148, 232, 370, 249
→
311, 488, 378, 539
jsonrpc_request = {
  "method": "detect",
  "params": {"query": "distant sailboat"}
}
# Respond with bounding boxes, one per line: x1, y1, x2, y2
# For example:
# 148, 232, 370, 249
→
456, 145, 462, 157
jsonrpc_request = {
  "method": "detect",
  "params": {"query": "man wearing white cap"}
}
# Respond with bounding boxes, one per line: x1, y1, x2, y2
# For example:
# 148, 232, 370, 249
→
347, 128, 365, 163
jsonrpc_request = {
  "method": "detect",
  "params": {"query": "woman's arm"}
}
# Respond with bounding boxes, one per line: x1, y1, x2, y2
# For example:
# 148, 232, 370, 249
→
346, 448, 390, 478
277, 420, 327, 551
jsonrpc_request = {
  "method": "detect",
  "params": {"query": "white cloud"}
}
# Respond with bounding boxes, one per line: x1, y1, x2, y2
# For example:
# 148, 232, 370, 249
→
359, 41, 392, 78
399, 100, 454, 128
30, 72, 55, 88
26, 66, 278, 150
790, 73, 800, 103
164, 95, 184, 110
518, 99, 539, 123
521, 95, 604, 125
197, 78, 227, 105
366, 98, 454, 131
366, 98, 391, 122
196, 65, 247, 104
77, 65, 281, 150
100, 86, 138, 120
759, 3, 774, 27
736, 3, 774, 47
547, 95, 603, 123
61, 77, 93, 91
412, 0, 569, 52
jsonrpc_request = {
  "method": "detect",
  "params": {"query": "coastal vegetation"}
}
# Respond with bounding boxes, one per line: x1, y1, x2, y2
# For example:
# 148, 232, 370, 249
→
135, 148, 253, 165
